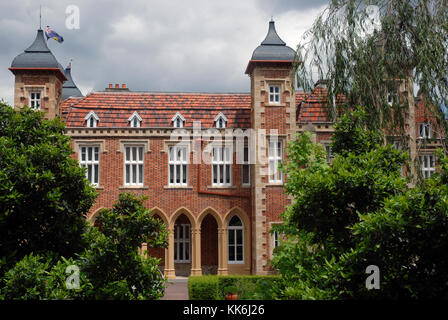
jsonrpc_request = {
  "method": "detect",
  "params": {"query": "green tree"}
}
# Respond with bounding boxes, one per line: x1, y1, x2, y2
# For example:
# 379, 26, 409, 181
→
79, 193, 169, 299
0, 103, 96, 275
295, 0, 448, 179
272, 110, 448, 299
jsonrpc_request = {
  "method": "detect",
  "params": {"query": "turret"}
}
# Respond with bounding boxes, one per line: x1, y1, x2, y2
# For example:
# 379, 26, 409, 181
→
9, 28, 67, 119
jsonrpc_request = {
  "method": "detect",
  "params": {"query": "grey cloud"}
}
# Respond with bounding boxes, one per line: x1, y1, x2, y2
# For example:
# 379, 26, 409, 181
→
0, 0, 325, 105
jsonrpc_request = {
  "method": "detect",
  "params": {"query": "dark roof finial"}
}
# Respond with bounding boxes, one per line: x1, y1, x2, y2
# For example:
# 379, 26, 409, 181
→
261, 20, 286, 46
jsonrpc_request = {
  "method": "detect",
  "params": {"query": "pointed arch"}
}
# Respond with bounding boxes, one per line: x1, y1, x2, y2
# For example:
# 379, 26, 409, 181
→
224, 206, 249, 228
150, 206, 169, 226
87, 207, 105, 225
169, 206, 197, 229
197, 206, 223, 229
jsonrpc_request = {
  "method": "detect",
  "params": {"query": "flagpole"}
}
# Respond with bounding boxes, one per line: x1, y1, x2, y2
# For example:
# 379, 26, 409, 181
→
39, 5, 42, 29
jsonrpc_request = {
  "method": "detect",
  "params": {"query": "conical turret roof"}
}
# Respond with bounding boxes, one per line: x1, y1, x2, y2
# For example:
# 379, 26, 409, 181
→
62, 62, 83, 100
250, 20, 295, 61
10, 29, 66, 79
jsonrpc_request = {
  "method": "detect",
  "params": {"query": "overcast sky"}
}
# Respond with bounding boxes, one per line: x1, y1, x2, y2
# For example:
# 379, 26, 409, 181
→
0, 0, 328, 105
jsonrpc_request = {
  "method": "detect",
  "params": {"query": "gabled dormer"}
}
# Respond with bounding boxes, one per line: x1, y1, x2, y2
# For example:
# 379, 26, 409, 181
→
85, 111, 99, 127
172, 112, 185, 128
214, 112, 228, 128
128, 111, 142, 128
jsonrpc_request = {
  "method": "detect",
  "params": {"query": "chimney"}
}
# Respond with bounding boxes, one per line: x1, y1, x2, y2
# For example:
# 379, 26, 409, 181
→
314, 79, 329, 89
105, 83, 130, 92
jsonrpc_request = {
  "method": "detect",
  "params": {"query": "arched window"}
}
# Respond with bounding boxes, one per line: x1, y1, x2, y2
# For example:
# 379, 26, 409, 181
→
214, 112, 228, 129
84, 111, 99, 128
128, 111, 142, 128
172, 112, 185, 128
228, 215, 243, 263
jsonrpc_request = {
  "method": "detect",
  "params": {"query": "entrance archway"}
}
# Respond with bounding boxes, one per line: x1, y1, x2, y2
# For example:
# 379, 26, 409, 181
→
200, 214, 218, 274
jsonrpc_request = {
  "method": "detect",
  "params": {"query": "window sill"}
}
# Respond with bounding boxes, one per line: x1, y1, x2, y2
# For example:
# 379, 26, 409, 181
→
266, 183, 284, 187
207, 185, 236, 189
93, 186, 104, 190
164, 185, 193, 190
266, 103, 286, 107
119, 186, 149, 190
241, 184, 251, 188
228, 261, 245, 265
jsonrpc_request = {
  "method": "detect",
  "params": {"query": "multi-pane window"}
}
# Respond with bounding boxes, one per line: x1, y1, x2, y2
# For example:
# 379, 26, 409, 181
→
169, 146, 188, 186
242, 146, 250, 186
228, 216, 243, 263
125, 146, 144, 186
212, 146, 232, 186
29, 92, 41, 109
269, 85, 280, 103
273, 231, 280, 249
80, 146, 99, 185
420, 155, 435, 179
419, 123, 431, 139
268, 140, 283, 183
325, 145, 333, 163
174, 224, 190, 263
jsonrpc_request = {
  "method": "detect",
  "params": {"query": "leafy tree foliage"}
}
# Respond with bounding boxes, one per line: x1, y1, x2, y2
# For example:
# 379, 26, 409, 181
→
1, 194, 168, 300
79, 193, 169, 299
272, 109, 448, 299
295, 0, 448, 177
0, 103, 96, 274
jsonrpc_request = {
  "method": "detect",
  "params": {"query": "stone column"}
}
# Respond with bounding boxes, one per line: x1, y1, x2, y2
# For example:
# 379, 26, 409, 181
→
217, 227, 228, 275
191, 228, 202, 276
164, 227, 176, 279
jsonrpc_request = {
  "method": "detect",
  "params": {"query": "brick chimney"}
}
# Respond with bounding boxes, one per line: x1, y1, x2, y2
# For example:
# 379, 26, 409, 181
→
105, 83, 130, 92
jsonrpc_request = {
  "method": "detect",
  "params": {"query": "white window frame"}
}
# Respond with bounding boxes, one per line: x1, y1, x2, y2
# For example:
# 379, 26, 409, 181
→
172, 112, 185, 128
228, 216, 244, 264
29, 91, 41, 109
420, 154, 435, 179
242, 145, 250, 186
214, 112, 228, 129
124, 145, 144, 186
128, 112, 142, 128
273, 231, 280, 249
174, 224, 190, 263
418, 123, 431, 139
79, 146, 100, 186
168, 145, 188, 186
268, 140, 283, 183
212, 146, 232, 186
269, 85, 280, 104
85, 111, 99, 128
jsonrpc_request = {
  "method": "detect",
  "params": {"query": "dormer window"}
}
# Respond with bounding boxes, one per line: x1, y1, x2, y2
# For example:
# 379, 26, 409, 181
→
172, 112, 185, 128
214, 112, 228, 129
29, 92, 41, 109
269, 85, 280, 104
128, 112, 142, 128
85, 111, 99, 128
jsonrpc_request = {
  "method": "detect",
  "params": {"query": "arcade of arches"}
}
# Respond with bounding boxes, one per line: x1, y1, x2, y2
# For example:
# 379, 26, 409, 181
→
118, 207, 251, 278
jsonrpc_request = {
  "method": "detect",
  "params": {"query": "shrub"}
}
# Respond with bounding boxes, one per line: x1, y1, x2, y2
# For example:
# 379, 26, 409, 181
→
188, 275, 281, 300
188, 276, 219, 300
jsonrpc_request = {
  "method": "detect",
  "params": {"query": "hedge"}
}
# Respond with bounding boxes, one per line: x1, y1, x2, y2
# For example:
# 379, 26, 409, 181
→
188, 275, 281, 300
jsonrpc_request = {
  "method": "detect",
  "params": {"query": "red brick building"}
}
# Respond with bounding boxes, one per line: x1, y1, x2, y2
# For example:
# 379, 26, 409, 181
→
8, 21, 442, 278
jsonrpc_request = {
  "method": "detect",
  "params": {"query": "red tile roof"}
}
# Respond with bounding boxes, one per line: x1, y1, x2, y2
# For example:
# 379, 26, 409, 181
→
296, 87, 345, 123
61, 88, 343, 128
62, 92, 252, 128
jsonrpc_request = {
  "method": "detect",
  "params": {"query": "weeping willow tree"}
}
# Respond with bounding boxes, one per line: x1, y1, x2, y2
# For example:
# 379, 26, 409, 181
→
295, 0, 448, 179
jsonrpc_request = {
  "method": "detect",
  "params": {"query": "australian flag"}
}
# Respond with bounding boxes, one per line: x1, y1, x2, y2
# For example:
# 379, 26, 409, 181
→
45, 26, 64, 43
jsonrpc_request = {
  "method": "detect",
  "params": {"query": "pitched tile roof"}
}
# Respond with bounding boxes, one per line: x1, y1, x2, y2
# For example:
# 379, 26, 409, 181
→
62, 92, 252, 128
296, 87, 345, 123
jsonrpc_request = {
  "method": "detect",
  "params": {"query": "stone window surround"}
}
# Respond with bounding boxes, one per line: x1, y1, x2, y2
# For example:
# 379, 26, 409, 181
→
118, 139, 151, 189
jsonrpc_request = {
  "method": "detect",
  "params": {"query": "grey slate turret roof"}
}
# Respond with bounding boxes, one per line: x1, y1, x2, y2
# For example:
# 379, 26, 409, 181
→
62, 63, 83, 100
10, 29, 66, 78
250, 20, 296, 61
